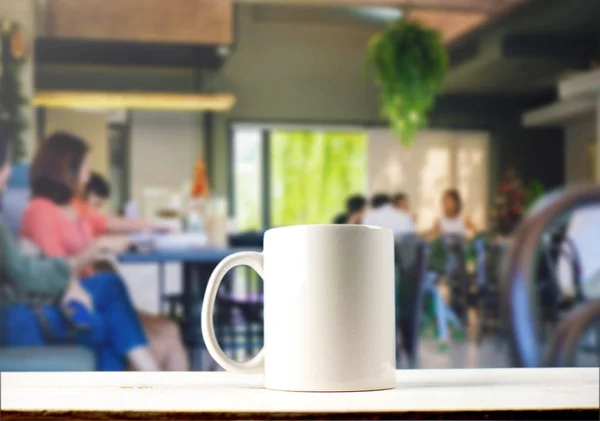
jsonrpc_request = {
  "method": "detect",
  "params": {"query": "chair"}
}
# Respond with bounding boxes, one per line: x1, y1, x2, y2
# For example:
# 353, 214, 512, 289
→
228, 231, 265, 248
545, 299, 600, 367
215, 231, 265, 362
0, 346, 95, 372
395, 234, 429, 369
1, 164, 29, 236
536, 225, 570, 326
503, 185, 600, 367
440, 234, 471, 323
476, 240, 504, 343
0, 164, 95, 372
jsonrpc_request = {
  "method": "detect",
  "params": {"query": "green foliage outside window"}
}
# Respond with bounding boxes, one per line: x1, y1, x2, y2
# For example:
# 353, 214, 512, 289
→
270, 130, 367, 226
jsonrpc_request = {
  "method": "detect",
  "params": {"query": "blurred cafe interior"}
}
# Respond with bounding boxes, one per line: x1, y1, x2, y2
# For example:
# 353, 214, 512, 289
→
1, 0, 600, 372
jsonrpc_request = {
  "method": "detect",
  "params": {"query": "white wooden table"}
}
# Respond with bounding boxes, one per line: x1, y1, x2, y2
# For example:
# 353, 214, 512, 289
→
1, 368, 599, 420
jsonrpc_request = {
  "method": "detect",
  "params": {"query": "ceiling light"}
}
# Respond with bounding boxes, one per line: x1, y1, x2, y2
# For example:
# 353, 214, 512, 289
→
34, 91, 236, 112
353, 7, 403, 22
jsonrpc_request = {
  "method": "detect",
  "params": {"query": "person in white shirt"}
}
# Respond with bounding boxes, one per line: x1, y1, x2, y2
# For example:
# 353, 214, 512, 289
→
557, 207, 600, 300
362, 193, 415, 236
392, 192, 417, 226
432, 188, 477, 238
429, 189, 476, 348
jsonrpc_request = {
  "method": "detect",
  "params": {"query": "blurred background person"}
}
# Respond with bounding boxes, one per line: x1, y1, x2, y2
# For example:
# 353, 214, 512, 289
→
84, 171, 111, 210
0, 131, 159, 372
393, 192, 417, 226
432, 189, 477, 238
79, 171, 169, 236
21, 131, 188, 371
363, 193, 414, 236
332, 194, 367, 224
392, 192, 409, 212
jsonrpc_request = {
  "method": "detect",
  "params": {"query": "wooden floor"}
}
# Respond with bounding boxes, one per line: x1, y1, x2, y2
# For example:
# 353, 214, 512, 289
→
416, 338, 509, 369
194, 335, 599, 372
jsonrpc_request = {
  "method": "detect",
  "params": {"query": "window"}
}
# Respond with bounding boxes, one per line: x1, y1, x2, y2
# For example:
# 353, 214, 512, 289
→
232, 128, 263, 231
232, 125, 367, 230
232, 124, 489, 231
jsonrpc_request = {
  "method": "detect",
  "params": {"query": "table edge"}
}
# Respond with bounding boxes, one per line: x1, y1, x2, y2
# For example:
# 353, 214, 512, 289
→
2, 408, 599, 421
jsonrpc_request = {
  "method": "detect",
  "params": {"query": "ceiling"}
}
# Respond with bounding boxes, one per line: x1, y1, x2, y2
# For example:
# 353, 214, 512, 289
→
256, 0, 600, 96
34, 0, 600, 99
443, 0, 600, 95
238, 0, 529, 43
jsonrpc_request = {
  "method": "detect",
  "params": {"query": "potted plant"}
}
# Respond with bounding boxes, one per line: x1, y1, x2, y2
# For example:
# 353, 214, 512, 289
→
366, 20, 448, 146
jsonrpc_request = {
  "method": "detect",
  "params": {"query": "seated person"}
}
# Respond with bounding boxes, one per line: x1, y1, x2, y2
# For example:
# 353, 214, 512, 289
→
362, 193, 415, 236
557, 207, 600, 300
431, 189, 477, 238
429, 190, 478, 347
392, 192, 417, 225
0, 132, 158, 371
20, 131, 188, 371
78, 171, 168, 236
82, 172, 188, 369
332, 194, 367, 225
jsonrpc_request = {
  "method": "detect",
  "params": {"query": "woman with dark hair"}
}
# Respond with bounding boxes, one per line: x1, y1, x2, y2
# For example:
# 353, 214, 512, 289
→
428, 188, 476, 349
0, 132, 157, 371
432, 188, 477, 237
21, 131, 188, 371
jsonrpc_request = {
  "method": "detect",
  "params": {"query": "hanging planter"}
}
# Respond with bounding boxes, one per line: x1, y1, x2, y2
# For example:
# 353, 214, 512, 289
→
366, 20, 448, 146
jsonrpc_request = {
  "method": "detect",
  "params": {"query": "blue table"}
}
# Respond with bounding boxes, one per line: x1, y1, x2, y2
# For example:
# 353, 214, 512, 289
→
119, 247, 261, 369
119, 247, 260, 311
119, 248, 257, 264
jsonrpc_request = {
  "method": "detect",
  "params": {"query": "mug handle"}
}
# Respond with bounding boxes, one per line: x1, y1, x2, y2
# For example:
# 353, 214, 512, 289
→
201, 251, 265, 373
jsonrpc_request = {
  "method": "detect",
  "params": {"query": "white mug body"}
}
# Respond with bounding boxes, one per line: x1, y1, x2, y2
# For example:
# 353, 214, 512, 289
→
262, 224, 396, 392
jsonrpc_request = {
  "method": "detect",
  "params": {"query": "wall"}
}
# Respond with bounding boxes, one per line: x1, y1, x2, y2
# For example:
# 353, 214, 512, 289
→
565, 118, 595, 184
205, 5, 565, 200
43, 108, 109, 176
0, 0, 36, 159
205, 4, 382, 196
368, 129, 489, 230
129, 110, 203, 211
492, 117, 564, 191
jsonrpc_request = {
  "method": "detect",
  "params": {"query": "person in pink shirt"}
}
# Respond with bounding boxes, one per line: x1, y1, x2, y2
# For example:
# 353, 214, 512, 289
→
21, 131, 188, 371
77, 172, 187, 371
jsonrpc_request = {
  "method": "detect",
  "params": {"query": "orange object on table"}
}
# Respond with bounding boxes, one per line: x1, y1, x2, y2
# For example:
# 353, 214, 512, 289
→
191, 159, 210, 199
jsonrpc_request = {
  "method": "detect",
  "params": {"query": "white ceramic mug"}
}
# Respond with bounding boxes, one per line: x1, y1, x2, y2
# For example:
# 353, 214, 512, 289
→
201, 224, 396, 392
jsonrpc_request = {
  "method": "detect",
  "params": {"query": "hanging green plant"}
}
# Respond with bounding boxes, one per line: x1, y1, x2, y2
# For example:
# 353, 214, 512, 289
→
366, 20, 448, 146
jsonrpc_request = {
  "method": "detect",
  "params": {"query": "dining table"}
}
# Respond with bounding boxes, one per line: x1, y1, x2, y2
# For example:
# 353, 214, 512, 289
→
2, 368, 598, 420
118, 246, 261, 369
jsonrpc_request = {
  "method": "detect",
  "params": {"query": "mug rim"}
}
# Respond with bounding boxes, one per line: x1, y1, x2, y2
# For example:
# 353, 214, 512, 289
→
265, 224, 392, 235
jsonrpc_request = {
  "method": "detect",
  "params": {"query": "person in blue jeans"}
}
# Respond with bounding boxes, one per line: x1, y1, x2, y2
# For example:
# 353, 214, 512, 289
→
0, 132, 158, 371
1, 273, 155, 371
